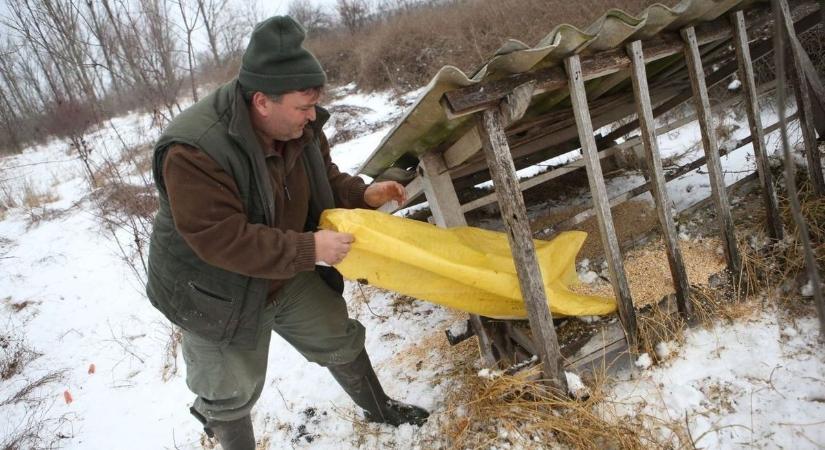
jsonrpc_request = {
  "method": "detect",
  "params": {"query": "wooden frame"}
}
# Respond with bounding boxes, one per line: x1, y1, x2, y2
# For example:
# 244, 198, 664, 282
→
406, 0, 825, 376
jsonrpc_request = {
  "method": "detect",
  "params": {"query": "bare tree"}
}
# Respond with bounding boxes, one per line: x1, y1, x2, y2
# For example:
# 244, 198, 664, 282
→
176, 0, 201, 102
195, 0, 228, 66
336, 0, 370, 33
289, 0, 332, 36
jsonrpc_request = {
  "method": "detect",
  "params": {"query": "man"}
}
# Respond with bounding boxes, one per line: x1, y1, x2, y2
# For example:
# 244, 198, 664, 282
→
146, 16, 429, 449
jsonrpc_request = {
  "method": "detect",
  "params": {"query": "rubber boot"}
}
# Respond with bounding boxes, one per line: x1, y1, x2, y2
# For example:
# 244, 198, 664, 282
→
190, 407, 255, 450
327, 349, 429, 427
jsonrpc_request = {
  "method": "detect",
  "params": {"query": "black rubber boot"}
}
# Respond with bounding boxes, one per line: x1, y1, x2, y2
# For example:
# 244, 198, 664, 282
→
190, 408, 255, 450
327, 350, 430, 427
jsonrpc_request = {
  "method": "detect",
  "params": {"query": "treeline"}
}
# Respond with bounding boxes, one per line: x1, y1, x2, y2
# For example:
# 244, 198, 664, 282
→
0, 0, 258, 155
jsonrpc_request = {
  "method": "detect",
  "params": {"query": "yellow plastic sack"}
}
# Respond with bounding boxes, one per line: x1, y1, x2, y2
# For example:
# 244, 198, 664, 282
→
319, 209, 616, 319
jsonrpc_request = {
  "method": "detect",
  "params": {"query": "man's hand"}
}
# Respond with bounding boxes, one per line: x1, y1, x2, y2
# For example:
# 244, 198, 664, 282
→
364, 181, 407, 208
314, 230, 354, 265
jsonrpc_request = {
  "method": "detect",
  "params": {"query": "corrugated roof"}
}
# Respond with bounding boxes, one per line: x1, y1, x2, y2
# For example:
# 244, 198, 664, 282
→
357, 0, 764, 180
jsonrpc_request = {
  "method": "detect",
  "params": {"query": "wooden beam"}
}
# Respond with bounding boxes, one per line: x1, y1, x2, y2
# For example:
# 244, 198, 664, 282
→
779, 0, 825, 195
682, 26, 742, 276
731, 10, 785, 240
627, 40, 693, 318
477, 107, 567, 392
417, 151, 499, 367
565, 54, 638, 350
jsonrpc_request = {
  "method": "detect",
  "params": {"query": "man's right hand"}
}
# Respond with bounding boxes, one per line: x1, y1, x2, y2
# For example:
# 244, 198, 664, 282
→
314, 230, 355, 265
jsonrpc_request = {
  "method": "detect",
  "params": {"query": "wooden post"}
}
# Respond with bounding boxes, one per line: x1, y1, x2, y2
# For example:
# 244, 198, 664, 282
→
476, 108, 568, 392
564, 54, 638, 349
418, 152, 498, 367
779, 0, 825, 195
627, 40, 693, 317
731, 10, 785, 240
682, 26, 742, 277
772, 0, 825, 336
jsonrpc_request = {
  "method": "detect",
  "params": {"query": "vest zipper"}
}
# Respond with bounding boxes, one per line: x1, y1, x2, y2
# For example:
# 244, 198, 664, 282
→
284, 183, 291, 201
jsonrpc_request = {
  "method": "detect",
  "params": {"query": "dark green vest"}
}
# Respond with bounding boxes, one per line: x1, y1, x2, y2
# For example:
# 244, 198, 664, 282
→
146, 80, 338, 349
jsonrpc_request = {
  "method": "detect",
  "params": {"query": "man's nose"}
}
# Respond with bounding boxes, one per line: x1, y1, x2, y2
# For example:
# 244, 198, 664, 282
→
307, 108, 316, 122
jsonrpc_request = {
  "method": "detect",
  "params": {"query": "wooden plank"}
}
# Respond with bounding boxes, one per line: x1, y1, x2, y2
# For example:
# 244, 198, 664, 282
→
459, 146, 619, 214
627, 40, 693, 318
565, 54, 638, 350
477, 107, 567, 392
682, 26, 742, 276
417, 151, 498, 367
779, 0, 825, 195
731, 10, 785, 240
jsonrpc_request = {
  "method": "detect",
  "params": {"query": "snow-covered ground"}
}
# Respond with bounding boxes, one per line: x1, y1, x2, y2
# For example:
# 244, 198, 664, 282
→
1, 83, 823, 449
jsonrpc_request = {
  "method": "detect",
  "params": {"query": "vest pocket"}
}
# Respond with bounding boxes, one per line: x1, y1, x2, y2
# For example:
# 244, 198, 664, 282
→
175, 278, 237, 343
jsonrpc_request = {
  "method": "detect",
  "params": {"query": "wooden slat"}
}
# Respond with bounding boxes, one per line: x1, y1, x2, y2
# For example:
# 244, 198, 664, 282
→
477, 108, 567, 391
459, 146, 619, 214
627, 40, 693, 318
731, 10, 785, 240
682, 26, 742, 276
417, 151, 498, 367
779, 0, 825, 195
565, 54, 638, 350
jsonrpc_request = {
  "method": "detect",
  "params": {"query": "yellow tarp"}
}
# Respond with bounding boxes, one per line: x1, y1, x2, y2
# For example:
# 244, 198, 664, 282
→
319, 209, 616, 319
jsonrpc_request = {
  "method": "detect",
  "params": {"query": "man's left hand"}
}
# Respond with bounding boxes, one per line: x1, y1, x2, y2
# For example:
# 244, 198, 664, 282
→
364, 181, 407, 208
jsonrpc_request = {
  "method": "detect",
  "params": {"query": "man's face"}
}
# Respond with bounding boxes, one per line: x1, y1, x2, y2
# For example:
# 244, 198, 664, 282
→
254, 90, 320, 142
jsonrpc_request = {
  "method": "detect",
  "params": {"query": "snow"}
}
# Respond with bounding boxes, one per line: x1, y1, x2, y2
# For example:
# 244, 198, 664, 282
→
1, 85, 824, 449
564, 372, 589, 399
635, 353, 653, 370
610, 311, 825, 448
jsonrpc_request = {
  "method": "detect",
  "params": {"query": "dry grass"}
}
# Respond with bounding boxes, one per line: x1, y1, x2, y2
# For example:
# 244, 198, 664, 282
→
438, 360, 678, 449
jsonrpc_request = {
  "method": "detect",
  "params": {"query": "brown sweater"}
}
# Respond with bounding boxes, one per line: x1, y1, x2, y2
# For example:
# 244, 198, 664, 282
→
162, 128, 370, 300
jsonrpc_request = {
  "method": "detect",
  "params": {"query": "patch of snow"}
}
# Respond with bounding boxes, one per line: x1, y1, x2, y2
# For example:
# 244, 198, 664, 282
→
654, 341, 674, 360
801, 280, 814, 297
565, 372, 590, 399
727, 79, 742, 91
635, 353, 653, 369
577, 315, 600, 324
578, 270, 600, 284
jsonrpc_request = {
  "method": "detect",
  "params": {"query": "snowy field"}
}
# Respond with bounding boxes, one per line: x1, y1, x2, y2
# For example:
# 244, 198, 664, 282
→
1, 83, 824, 449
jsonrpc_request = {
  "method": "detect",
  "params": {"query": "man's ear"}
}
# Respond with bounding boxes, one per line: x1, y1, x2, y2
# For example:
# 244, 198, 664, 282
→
251, 92, 269, 117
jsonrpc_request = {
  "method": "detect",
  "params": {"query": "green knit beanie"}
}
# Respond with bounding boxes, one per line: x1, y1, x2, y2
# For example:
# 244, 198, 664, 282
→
238, 16, 326, 95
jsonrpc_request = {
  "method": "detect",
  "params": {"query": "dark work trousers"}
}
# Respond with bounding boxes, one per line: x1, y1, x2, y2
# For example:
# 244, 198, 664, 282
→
182, 271, 367, 422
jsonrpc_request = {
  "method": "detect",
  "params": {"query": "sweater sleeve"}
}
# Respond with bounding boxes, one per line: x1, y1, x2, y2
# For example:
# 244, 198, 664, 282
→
318, 132, 373, 209
162, 144, 317, 279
